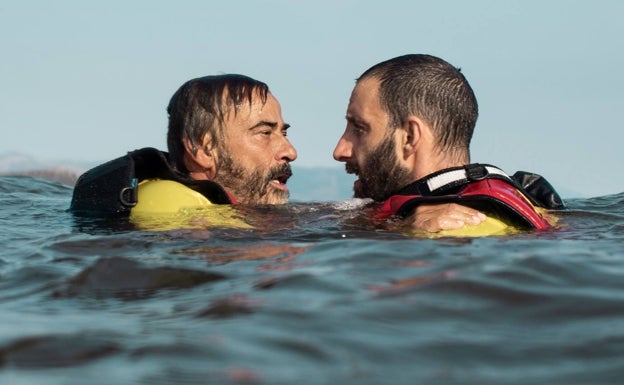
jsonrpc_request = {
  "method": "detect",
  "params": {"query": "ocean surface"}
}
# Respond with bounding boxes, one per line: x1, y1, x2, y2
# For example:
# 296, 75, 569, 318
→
1, 175, 623, 385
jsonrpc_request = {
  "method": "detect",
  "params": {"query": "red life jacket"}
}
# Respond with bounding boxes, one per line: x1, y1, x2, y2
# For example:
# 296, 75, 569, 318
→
373, 164, 557, 231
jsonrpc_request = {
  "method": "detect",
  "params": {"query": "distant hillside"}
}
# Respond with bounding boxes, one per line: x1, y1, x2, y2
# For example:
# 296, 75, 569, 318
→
0, 152, 92, 173
2, 168, 80, 186
0, 152, 91, 186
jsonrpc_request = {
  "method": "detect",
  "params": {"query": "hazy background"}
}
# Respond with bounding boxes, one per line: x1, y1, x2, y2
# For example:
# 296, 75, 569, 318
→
1, 0, 622, 198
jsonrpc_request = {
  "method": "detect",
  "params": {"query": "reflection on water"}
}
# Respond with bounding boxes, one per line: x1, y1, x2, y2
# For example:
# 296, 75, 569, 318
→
1, 176, 623, 384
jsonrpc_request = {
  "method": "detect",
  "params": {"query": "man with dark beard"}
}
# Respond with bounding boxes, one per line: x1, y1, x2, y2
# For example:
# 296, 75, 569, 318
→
333, 54, 560, 234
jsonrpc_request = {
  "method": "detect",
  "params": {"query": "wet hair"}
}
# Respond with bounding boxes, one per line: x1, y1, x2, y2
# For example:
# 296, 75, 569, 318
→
358, 54, 478, 157
166, 74, 269, 173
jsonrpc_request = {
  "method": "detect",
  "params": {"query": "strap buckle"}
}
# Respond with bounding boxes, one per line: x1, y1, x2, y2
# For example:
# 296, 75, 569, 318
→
119, 178, 138, 207
464, 164, 489, 182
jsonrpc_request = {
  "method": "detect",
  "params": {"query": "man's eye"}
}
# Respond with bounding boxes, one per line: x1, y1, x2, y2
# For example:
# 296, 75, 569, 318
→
351, 125, 365, 136
347, 122, 366, 136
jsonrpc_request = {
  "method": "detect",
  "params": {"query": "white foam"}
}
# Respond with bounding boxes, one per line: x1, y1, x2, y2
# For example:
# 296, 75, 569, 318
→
331, 198, 373, 211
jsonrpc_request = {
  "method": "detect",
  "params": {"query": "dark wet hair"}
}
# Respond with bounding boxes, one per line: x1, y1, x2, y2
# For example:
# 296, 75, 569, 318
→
358, 54, 478, 156
166, 74, 269, 173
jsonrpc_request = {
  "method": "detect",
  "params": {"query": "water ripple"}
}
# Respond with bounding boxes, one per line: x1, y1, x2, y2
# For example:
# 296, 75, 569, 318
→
52, 256, 226, 300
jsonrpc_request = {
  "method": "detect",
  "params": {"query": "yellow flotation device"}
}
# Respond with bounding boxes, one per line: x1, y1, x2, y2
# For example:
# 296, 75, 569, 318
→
438, 216, 511, 237
414, 206, 557, 238
130, 179, 251, 230
429, 216, 519, 237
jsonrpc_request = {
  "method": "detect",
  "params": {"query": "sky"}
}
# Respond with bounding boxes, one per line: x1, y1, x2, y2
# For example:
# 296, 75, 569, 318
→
1, 0, 623, 198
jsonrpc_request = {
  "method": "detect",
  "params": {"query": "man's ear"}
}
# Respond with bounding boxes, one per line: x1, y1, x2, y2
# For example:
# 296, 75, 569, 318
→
183, 136, 217, 179
402, 116, 427, 157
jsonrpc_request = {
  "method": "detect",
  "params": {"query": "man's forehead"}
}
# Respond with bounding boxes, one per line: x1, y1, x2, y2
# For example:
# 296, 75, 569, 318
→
354, 76, 380, 93
223, 88, 268, 107
222, 91, 272, 119
223, 93, 284, 128
349, 79, 382, 112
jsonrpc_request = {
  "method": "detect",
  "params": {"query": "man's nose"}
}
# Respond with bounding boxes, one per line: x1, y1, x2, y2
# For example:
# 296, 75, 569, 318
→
333, 135, 352, 161
277, 137, 298, 162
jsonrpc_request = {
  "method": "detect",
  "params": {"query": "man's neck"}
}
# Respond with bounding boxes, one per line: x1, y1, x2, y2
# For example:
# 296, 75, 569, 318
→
411, 152, 469, 182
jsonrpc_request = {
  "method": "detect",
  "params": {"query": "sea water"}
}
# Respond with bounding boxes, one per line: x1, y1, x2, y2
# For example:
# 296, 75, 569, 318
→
1, 175, 623, 385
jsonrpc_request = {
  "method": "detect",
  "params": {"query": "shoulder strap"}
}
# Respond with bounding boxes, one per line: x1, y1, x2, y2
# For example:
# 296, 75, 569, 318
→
396, 163, 513, 196
70, 148, 231, 217
129, 148, 232, 205
396, 163, 564, 210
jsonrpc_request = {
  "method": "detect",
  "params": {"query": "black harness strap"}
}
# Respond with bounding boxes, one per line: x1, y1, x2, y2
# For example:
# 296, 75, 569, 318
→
70, 148, 231, 217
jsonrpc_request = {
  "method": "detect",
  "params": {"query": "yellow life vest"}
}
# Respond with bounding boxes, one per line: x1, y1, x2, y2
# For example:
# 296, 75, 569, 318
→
412, 206, 557, 238
129, 179, 251, 230
434, 216, 517, 237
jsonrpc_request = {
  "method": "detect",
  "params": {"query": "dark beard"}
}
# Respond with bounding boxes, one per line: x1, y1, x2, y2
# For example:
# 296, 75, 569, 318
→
214, 155, 291, 205
349, 134, 412, 202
